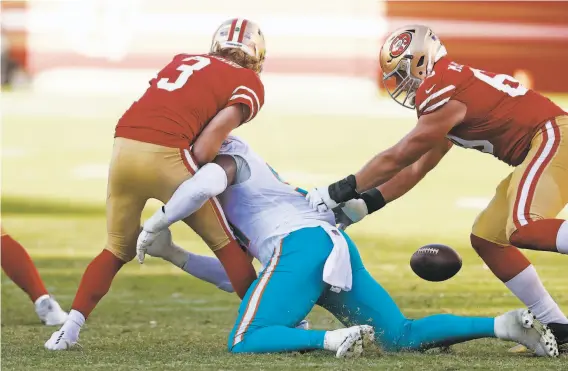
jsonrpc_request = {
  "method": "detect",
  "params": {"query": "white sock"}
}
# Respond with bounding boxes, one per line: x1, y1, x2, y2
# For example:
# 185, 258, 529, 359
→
557, 220, 568, 254
505, 265, 568, 324
60, 310, 86, 338
323, 331, 336, 351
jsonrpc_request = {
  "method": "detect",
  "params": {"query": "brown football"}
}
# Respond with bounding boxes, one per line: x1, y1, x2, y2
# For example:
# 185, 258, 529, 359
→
410, 244, 462, 282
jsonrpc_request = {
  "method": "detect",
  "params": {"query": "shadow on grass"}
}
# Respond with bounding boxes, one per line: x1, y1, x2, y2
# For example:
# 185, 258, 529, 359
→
1, 196, 104, 216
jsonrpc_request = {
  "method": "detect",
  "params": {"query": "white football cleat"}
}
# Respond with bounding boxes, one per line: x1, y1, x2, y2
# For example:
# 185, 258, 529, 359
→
34, 295, 68, 326
325, 325, 375, 358
44, 329, 78, 351
495, 309, 558, 357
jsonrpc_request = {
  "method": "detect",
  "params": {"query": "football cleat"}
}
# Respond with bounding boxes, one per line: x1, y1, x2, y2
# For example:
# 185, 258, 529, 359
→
325, 325, 375, 358
35, 295, 68, 326
495, 309, 558, 357
510, 322, 568, 354
44, 330, 78, 351
548, 322, 568, 346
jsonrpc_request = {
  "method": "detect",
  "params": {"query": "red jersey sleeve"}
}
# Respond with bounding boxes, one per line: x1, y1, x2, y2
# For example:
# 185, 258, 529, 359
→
226, 71, 265, 123
415, 58, 468, 117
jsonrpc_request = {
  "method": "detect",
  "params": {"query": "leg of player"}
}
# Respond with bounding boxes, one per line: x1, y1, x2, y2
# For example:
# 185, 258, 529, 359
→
227, 227, 374, 358
506, 118, 568, 256
142, 229, 311, 331
471, 153, 568, 348
510, 220, 568, 254
317, 232, 557, 356
45, 140, 148, 351
504, 118, 568, 345
471, 235, 568, 328
1, 231, 67, 325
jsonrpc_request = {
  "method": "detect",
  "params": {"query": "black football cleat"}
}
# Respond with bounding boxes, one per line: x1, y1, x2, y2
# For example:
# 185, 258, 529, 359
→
548, 322, 568, 353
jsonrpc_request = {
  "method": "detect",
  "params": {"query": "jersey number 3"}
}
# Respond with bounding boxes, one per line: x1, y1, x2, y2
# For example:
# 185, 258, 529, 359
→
157, 56, 211, 92
470, 68, 528, 97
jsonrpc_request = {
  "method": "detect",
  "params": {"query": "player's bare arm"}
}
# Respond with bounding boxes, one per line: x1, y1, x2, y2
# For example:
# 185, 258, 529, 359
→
192, 105, 246, 166
309, 100, 465, 217
378, 139, 453, 203
333, 122, 455, 229
355, 100, 464, 193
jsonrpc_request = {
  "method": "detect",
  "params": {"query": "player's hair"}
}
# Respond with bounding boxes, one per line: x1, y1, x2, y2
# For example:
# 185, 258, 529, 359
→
211, 48, 263, 73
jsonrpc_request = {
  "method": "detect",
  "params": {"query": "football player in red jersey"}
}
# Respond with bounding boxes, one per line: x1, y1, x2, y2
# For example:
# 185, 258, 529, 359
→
1, 228, 68, 325
306, 25, 568, 346
45, 18, 266, 350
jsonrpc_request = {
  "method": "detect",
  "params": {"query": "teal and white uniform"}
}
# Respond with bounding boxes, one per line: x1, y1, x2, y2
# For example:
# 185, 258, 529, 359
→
215, 136, 495, 353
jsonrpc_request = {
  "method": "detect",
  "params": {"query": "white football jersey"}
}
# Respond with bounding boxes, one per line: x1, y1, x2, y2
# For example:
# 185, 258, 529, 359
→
218, 136, 336, 265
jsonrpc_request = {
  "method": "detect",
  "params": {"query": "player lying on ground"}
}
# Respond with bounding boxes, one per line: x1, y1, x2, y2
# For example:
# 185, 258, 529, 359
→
306, 25, 568, 346
1, 228, 67, 325
136, 136, 557, 357
45, 18, 266, 350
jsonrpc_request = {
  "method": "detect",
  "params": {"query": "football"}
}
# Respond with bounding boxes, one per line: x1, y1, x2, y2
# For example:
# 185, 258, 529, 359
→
410, 244, 462, 282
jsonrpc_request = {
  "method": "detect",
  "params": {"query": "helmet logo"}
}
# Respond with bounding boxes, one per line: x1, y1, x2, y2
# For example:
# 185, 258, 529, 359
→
389, 32, 412, 58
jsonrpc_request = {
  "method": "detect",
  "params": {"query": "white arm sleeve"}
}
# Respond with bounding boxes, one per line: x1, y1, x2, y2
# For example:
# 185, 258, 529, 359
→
182, 251, 234, 293
163, 163, 228, 225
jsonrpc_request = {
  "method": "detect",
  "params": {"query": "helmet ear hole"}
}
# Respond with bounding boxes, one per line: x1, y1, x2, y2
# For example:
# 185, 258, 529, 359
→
417, 56, 425, 67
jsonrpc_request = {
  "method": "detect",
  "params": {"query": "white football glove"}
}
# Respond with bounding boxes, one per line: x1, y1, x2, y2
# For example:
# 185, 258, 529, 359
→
136, 207, 170, 264
306, 186, 339, 213
333, 199, 368, 230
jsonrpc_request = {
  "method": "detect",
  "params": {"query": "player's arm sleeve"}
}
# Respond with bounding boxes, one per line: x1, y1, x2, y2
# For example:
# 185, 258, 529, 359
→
415, 81, 457, 117
162, 163, 229, 224
183, 252, 235, 293
226, 73, 265, 123
217, 137, 252, 184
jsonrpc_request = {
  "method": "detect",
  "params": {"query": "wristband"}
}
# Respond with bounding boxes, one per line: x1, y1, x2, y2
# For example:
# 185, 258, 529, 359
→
328, 175, 359, 203
359, 188, 386, 214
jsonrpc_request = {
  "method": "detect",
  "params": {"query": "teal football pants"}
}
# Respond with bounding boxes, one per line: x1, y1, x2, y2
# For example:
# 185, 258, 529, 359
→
228, 227, 495, 353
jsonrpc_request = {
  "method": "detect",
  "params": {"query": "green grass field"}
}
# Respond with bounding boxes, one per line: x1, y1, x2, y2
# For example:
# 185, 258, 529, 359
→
2, 94, 568, 370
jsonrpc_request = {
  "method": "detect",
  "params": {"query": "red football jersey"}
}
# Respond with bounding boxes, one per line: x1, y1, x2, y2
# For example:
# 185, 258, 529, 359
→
415, 57, 566, 166
115, 54, 264, 148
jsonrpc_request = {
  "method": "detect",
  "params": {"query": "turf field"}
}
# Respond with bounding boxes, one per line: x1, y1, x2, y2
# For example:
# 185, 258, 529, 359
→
2, 93, 568, 370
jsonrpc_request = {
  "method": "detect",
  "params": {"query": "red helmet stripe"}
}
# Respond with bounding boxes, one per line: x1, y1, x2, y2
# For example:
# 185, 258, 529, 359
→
227, 19, 238, 41
237, 19, 248, 43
